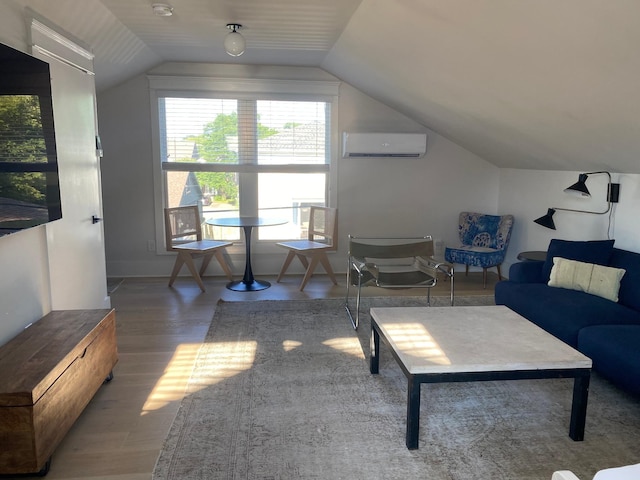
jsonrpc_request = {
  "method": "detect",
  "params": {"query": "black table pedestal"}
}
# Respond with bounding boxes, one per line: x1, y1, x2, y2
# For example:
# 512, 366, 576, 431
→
206, 216, 287, 292
225, 279, 271, 292
225, 225, 270, 292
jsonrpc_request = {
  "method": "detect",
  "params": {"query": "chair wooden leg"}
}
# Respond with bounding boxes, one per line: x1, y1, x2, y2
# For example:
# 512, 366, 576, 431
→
465, 264, 469, 276
199, 253, 214, 276
318, 253, 338, 285
214, 250, 234, 281
299, 253, 337, 291
296, 253, 309, 269
277, 250, 297, 282
299, 255, 321, 291
182, 253, 206, 292
168, 255, 185, 287
497, 264, 503, 281
483, 268, 487, 289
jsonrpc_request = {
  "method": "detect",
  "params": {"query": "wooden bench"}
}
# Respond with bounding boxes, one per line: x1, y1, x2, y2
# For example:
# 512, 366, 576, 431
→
0, 309, 118, 476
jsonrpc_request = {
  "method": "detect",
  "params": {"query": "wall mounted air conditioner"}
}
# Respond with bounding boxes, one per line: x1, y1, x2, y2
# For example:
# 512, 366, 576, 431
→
342, 132, 427, 158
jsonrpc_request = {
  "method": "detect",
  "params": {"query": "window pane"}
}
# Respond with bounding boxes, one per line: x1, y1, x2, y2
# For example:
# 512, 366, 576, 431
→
257, 172, 327, 240
163, 98, 239, 164
255, 101, 328, 165
166, 170, 240, 241
202, 207, 241, 242
165, 171, 239, 210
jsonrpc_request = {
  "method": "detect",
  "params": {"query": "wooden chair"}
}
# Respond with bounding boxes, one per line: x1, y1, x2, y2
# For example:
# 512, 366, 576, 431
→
276, 206, 338, 291
345, 236, 454, 330
164, 205, 233, 292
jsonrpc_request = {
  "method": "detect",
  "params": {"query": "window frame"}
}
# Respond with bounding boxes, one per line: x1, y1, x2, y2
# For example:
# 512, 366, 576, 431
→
149, 75, 340, 255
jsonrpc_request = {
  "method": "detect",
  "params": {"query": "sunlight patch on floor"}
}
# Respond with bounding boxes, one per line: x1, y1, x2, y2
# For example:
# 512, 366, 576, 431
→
322, 337, 365, 358
141, 343, 202, 414
282, 340, 302, 351
187, 340, 258, 392
384, 323, 451, 365
141, 341, 257, 414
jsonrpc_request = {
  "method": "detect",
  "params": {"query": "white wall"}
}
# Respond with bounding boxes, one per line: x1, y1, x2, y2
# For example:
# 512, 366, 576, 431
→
499, 169, 640, 275
0, 6, 53, 345
338, 83, 500, 244
0, 4, 108, 345
98, 63, 500, 278
98, 74, 157, 276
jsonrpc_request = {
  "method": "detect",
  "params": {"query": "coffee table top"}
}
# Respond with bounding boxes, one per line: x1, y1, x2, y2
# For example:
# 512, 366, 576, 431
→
370, 306, 592, 374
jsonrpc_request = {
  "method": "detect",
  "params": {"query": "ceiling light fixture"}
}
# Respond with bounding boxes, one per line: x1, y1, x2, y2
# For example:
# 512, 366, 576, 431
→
152, 3, 173, 16
224, 24, 246, 57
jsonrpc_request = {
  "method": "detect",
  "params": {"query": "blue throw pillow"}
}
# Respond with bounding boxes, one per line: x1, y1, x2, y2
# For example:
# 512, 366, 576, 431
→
542, 239, 615, 281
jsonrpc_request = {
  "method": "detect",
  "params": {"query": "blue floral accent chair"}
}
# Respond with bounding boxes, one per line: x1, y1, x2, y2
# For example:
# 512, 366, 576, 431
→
444, 212, 514, 288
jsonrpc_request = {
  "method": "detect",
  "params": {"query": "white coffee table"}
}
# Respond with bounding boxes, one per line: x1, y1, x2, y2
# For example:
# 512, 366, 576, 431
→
369, 305, 592, 449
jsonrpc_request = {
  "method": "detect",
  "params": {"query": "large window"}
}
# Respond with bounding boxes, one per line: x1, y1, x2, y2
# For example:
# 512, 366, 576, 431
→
153, 78, 338, 245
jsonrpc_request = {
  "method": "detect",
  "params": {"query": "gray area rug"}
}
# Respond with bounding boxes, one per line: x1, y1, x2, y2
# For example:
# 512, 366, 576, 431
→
153, 296, 640, 480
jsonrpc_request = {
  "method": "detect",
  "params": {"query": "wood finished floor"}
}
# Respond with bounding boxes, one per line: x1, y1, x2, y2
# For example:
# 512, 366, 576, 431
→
21, 272, 498, 480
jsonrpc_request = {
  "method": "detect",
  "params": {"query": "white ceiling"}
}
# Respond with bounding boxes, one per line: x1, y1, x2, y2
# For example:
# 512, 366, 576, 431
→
14, 0, 640, 173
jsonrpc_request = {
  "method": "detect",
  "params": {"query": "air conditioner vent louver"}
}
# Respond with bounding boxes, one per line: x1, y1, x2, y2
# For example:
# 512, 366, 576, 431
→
342, 133, 427, 158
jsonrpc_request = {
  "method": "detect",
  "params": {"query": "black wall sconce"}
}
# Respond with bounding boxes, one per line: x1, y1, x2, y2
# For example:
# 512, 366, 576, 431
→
534, 171, 620, 230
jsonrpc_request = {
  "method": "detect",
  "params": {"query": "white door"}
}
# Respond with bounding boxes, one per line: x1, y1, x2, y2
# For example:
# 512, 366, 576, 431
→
40, 55, 110, 310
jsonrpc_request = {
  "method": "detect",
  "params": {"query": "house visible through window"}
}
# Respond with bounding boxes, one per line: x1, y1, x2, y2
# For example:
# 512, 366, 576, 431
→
159, 97, 332, 242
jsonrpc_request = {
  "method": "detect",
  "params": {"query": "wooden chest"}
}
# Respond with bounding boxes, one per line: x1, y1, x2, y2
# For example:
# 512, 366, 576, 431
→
0, 309, 118, 475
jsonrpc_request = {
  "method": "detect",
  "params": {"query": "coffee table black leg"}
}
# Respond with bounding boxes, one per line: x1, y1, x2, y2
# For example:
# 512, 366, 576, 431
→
569, 371, 590, 441
370, 323, 380, 374
406, 375, 420, 449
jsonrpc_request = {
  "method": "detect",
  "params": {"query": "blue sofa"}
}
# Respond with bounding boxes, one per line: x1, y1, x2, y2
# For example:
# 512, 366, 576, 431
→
495, 239, 640, 396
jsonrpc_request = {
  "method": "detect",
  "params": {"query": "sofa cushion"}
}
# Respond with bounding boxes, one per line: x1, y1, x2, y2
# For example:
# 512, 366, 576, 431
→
542, 239, 615, 281
548, 257, 625, 302
507, 260, 545, 283
610, 248, 640, 312
494, 282, 640, 347
445, 245, 502, 268
578, 325, 640, 396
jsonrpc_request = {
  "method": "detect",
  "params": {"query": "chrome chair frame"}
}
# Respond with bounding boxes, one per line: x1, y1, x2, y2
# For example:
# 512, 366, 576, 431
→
344, 235, 454, 330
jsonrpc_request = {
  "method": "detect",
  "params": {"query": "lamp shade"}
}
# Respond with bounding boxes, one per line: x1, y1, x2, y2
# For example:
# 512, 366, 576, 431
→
224, 29, 245, 56
534, 208, 557, 230
564, 173, 590, 197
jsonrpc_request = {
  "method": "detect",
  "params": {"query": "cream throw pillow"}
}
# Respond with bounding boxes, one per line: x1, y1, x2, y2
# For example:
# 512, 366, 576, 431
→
548, 257, 626, 302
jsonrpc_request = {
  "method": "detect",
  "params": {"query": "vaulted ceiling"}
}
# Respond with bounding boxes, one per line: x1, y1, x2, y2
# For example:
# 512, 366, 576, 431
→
13, 0, 640, 173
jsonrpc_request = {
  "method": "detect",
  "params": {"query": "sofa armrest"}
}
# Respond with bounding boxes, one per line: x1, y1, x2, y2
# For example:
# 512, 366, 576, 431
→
508, 260, 545, 283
